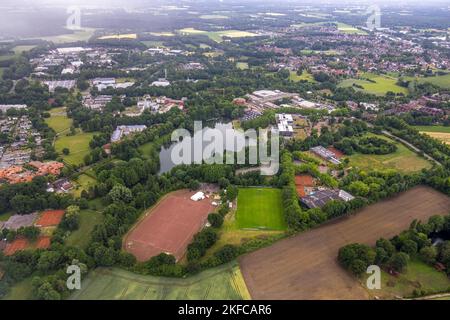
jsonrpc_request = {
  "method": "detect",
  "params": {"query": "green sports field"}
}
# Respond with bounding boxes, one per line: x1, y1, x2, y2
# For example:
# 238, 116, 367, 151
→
236, 188, 286, 230
70, 262, 251, 300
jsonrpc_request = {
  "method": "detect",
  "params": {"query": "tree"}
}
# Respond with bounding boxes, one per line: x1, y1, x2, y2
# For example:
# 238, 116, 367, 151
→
388, 252, 409, 273
62, 148, 70, 155
347, 181, 370, 197
214, 245, 238, 263
419, 246, 437, 265
207, 213, 224, 228
108, 184, 133, 203
60, 205, 80, 231
400, 239, 418, 256
349, 259, 367, 276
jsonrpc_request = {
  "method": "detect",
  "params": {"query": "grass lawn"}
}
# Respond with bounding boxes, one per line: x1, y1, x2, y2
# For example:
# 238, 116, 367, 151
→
71, 173, 97, 197
363, 259, 450, 299
236, 188, 286, 230
2, 278, 34, 300
289, 70, 316, 83
70, 262, 250, 300
45, 107, 73, 134
347, 133, 432, 172
0, 211, 13, 222
338, 73, 408, 96
54, 131, 97, 166
65, 209, 104, 249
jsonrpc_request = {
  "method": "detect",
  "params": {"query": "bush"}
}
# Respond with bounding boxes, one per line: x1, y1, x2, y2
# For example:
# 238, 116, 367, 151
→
208, 213, 224, 228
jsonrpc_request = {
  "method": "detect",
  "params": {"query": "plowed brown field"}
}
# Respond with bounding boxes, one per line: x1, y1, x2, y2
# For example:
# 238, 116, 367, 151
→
239, 186, 450, 300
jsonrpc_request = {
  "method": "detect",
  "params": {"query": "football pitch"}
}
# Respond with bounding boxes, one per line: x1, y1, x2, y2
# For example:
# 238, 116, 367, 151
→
236, 188, 286, 230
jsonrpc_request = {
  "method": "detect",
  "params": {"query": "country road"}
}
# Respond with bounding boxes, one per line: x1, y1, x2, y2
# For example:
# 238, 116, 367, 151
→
381, 130, 442, 166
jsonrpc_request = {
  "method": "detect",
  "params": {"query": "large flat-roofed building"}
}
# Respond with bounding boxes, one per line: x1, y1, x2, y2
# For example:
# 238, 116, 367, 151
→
111, 125, 147, 143
310, 146, 341, 165
0, 105, 27, 112
246, 89, 297, 104
43, 80, 76, 93
300, 189, 354, 209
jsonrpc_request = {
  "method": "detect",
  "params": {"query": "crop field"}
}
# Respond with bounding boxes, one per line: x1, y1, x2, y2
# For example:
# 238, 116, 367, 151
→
178, 28, 257, 42
12, 45, 36, 55
65, 209, 104, 249
239, 186, 450, 299
99, 33, 137, 40
54, 131, 97, 166
412, 73, 450, 89
236, 188, 286, 230
70, 262, 251, 300
413, 126, 450, 145
336, 22, 367, 35
338, 73, 408, 96
347, 134, 432, 172
124, 190, 214, 261
200, 15, 229, 19
34, 28, 96, 43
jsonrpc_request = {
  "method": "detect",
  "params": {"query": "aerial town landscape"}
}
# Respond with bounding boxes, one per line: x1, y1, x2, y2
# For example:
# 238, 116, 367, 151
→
0, 0, 449, 307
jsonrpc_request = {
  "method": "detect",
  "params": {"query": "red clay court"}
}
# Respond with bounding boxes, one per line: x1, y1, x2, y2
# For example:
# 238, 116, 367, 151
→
295, 174, 315, 197
124, 189, 214, 262
34, 210, 65, 227
327, 146, 344, 158
3, 236, 51, 256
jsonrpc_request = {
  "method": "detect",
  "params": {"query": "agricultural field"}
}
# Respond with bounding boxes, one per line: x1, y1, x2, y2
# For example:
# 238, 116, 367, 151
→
65, 209, 104, 249
413, 126, 450, 145
33, 28, 96, 44
362, 259, 450, 299
347, 134, 432, 172
410, 73, 450, 89
12, 45, 36, 55
45, 107, 72, 134
178, 28, 257, 42
336, 22, 367, 35
199, 15, 229, 19
141, 40, 165, 47
70, 262, 250, 300
54, 131, 97, 166
239, 186, 450, 299
99, 33, 137, 40
236, 188, 286, 230
289, 70, 316, 82
338, 73, 408, 96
